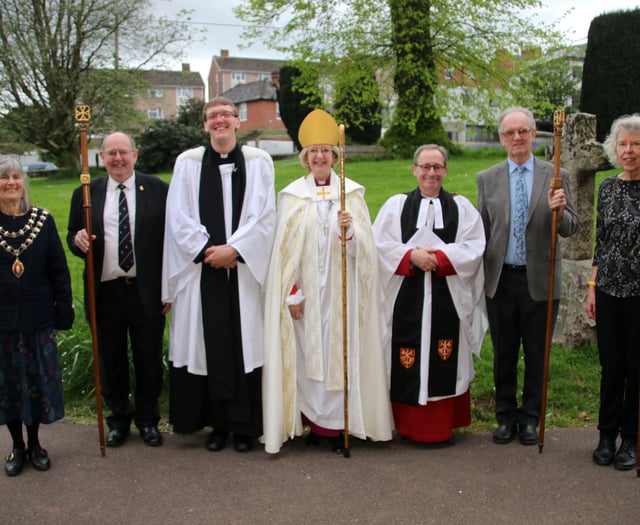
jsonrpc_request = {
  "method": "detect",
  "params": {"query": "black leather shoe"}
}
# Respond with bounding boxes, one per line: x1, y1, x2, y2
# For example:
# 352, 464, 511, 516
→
106, 428, 128, 447
205, 430, 228, 452
329, 435, 345, 454
232, 434, 254, 453
27, 445, 51, 471
5, 448, 26, 477
592, 435, 616, 466
492, 424, 516, 444
613, 440, 637, 471
518, 424, 538, 446
139, 426, 163, 447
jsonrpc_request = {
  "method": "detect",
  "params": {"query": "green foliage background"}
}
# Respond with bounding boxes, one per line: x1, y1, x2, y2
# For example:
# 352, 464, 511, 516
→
580, 9, 640, 141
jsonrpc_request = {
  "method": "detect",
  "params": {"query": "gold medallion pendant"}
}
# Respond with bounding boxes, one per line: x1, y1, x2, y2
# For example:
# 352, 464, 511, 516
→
0, 207, 49, 278
12, 257, 24, 278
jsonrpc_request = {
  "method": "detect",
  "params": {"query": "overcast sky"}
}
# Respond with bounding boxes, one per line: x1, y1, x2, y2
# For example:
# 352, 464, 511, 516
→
149, 0, 640, 93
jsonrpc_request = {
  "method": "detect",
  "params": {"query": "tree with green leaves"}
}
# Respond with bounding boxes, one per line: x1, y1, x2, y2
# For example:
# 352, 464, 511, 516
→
135, 98, 209, 173
519, 52, 580, 127
0, 0, 198, 167
333, 56, 381, 145
235, 0, 565, 157
276, 64, 323, 151
580, 9, 640, 142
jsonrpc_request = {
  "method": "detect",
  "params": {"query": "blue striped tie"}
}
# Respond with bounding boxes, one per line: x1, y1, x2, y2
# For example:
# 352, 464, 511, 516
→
513, 166, 528, 263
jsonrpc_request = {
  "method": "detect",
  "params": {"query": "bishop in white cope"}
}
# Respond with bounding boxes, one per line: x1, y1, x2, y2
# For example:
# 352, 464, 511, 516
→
263, 109, 393, 454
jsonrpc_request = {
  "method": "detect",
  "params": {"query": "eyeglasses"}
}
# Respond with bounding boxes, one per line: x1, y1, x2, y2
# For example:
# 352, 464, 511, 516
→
500, 128, 532, 139
103, 150, 134, 158
308, 147, 333, 155
415, 163, 446, 173
206, 111, 237, 120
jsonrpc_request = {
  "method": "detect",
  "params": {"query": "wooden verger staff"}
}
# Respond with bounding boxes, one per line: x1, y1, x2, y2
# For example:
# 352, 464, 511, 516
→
74, 104, 106, 457
338, 123, 350, 458
538, 108, 565, 454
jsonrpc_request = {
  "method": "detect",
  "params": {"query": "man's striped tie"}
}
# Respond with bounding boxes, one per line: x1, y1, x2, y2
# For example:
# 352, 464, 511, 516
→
117, 183, 134, 272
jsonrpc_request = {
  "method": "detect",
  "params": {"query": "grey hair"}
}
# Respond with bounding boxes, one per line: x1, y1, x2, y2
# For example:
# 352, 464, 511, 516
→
412, 144, 448, 165
298, 145, 340, 171
497, 106, 536, 133
0, 156, 30, 213
603, 114, 640, 166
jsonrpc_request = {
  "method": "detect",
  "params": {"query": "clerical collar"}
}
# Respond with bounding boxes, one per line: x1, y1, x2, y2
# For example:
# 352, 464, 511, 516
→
210, 144, 239, 165
421, 192, 439, 199
315, 174, 331, 186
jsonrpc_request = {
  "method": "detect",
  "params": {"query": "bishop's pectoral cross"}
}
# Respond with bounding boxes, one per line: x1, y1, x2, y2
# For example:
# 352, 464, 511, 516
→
316, 187, 331, 200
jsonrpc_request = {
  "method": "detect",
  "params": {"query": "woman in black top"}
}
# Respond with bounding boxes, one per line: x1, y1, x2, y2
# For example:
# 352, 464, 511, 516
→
0, 156, 74, 476
586, 114, 640, 471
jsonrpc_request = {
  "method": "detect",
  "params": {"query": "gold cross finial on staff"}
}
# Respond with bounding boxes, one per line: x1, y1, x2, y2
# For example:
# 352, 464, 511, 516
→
553, 108, 565, 129
74, 104, 92, 183
75, 104, 91, 124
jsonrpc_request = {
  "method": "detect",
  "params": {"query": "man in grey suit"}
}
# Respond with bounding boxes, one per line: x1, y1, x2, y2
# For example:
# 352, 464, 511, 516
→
477, 107, 578, 446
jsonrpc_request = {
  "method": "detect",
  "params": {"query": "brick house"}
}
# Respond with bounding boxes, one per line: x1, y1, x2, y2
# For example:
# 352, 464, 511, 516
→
222, 78, 294, 155
222, 78, 285, 130
138, 63, 206, 120
208, 49, 285, 99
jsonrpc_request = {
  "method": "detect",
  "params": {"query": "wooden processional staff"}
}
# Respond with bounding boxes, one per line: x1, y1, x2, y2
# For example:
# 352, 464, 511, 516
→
538, 108, 565, 454
338, 124, 350, 458
74, 105, 106, 457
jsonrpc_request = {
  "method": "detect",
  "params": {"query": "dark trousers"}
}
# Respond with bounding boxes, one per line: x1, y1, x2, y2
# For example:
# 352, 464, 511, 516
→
595, 289, 639, 442
169, 365, 263, 437
96, 279, 164, 432
486, 269, 557, 427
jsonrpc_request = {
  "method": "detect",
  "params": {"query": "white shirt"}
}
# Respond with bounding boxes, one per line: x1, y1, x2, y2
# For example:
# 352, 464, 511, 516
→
101, 174, 137, 281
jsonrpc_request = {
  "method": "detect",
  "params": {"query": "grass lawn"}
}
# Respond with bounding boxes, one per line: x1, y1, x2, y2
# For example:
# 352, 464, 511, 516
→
28, 149, 607, 432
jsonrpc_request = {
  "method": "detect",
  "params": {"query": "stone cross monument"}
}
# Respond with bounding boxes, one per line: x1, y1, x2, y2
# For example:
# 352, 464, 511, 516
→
548, 112, 611, 348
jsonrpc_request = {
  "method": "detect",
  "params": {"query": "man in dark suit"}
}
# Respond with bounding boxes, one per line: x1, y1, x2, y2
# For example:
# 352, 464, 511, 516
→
67, 132, 168, 447
477, 107, 578, 446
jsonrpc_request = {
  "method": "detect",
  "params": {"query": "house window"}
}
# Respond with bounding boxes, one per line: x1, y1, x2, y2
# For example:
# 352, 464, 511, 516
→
177, 87, 194, 107
259, 73, 271, 81
276, 101, 281, 120
239, 102, 247, 122
148, 108, 164, 119
148, 88, 164, 98
231, 72, 246, 87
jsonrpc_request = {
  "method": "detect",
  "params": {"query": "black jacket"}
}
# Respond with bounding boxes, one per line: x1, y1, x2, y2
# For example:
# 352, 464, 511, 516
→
0, 209, 74, 331
66, 172, 168, 319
